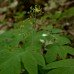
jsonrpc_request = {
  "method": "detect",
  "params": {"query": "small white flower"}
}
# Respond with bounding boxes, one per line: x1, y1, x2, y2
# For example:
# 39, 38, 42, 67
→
42, 34, 48, 37
40, 39, 45, 43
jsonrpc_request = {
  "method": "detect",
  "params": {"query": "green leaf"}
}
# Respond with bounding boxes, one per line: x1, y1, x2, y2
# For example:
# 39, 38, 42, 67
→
46, 59, 74, 74
41, 25, 53, 31
60, 7, 74, 20
51, 28, 62, 34
45, 45, 57, 63
0, 49, 21, 74
45, 59, 74, 69
51, 11, 62, 22
14, 18, 34, 31
45, 45, 74, 63
23, 32, 41, 52
0, 29, 24, 49
52, 34, 70, 45
21, 50, 38, 74
47, 67, 74, 74
58, 46, 74, 58
32, 51, 45, 66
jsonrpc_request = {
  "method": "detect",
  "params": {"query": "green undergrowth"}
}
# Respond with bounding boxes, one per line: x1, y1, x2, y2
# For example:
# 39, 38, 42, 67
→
0, 7, 74, 74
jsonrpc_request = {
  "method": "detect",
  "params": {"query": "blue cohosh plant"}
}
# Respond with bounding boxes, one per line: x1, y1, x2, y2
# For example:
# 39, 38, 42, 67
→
0, 7, 74, 74
28, 4, 43, 18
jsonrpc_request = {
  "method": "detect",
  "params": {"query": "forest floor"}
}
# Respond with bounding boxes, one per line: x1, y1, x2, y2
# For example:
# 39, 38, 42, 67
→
0, 0, 74, 47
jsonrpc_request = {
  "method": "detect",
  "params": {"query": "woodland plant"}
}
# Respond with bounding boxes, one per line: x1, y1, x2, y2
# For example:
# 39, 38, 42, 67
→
0, 1, 74, 74
0, 16, 74, 74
